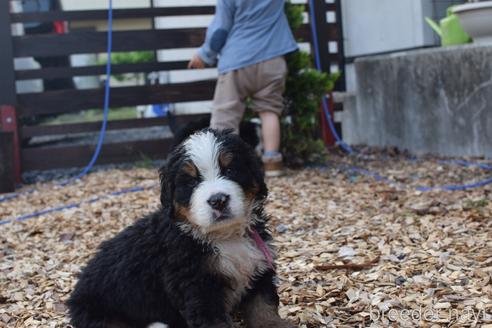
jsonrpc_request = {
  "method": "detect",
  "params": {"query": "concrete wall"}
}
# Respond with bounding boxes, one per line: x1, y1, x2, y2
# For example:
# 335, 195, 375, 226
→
342, 0, 433, 58
341, 0, 465, 92
343, 44, 492, 157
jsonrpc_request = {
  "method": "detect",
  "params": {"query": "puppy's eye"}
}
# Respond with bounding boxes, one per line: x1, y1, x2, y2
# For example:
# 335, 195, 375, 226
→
224, 167, 234, 176
188, 176, 199, 185
177, 172, 199, 186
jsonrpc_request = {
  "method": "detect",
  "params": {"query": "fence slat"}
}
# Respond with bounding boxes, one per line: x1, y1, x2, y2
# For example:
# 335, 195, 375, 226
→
17, 80, 216, 117
22, 138, 173, 171
13, 28, 206, 57
22, 117, 168, 138
10, 6, 333, 24
13, 26, 313, 58
16, 61, 190, 80
17, 51, 340, 81
11, 7, 216, 23
21, 114, 210, 138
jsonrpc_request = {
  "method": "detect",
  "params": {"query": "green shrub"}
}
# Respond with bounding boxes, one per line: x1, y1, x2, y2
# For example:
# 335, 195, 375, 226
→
101, 51, 155, 82
110, 51, 155, 65
282, 2, 340, 166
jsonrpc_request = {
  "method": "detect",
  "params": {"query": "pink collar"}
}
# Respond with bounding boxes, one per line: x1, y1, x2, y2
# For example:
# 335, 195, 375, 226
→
248, 227, 275, 271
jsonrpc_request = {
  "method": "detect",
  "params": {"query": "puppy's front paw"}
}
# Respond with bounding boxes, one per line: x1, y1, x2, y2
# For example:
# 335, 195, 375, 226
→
208, 322, 233, 328
275, 319, 297, 328
255, 319, 297, 328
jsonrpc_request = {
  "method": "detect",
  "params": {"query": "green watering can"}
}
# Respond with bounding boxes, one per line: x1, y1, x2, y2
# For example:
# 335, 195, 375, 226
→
425, 7, 471, 46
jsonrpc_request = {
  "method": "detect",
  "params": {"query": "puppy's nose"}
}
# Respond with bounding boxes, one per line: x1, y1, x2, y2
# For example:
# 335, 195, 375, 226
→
207, 193, 230, 210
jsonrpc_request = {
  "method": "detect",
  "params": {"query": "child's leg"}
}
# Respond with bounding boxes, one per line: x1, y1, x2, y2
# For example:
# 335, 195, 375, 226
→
259, 111, 281, 153
251, 56, 288, 176
210, 71, 247, 133
251, 56, 287, 154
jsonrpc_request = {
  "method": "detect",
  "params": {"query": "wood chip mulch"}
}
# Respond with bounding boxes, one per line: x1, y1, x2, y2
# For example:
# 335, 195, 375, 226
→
1, 151, 491, 327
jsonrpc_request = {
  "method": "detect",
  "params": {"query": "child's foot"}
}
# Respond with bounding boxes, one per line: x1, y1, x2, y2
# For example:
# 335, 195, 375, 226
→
262, 152, 284, 177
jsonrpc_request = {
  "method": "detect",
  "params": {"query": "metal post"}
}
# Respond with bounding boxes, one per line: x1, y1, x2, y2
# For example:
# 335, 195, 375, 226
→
311, 0, 346, 91
0, 132, 15, 193
0, 107, 21, 184
0, 1, 17, 106
311, 0, 331, 74
334, 0, 346, 91
0, 1, 21, 184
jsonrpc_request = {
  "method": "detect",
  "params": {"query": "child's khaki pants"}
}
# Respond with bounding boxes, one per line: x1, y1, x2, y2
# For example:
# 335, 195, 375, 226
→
210, 56, 287, 133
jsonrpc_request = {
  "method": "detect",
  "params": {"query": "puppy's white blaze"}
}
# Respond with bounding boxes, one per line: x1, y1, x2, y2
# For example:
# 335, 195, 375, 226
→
184, 131, 221, 181
190, 177, 245, 228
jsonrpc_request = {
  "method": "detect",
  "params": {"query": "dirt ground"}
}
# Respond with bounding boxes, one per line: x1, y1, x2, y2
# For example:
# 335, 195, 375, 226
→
1, 150, 491, 327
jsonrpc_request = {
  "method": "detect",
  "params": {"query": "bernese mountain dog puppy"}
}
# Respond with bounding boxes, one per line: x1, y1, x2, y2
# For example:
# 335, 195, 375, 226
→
67, 129, 295, 328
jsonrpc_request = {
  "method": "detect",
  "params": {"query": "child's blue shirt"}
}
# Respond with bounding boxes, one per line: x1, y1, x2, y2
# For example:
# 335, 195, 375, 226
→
198, 0, 298, 74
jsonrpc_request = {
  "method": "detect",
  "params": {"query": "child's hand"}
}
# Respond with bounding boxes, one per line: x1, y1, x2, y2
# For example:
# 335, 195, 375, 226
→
188, 53, 206, 69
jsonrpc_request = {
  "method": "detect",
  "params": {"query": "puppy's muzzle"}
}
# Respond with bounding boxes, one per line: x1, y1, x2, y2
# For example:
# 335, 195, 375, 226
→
207, 193, 231, 221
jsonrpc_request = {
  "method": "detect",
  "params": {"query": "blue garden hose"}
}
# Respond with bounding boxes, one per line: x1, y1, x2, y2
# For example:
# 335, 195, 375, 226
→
0, 0, 113, 201
341, 164, 492, 192
61, 0, 113, 185
0, 184, 154, 226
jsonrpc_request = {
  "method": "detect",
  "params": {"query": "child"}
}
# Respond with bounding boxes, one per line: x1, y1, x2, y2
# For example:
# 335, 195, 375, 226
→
188, 0, 298, 176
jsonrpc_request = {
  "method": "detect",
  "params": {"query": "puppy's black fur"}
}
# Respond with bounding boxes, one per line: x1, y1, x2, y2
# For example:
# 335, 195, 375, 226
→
68, 129, 291, 328
172, 116, 260, 149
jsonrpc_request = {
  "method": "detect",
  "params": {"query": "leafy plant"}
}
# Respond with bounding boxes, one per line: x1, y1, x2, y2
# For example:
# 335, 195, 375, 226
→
100, 51, 155, 82
281, 1, 340, 166
110, 51, 155, 64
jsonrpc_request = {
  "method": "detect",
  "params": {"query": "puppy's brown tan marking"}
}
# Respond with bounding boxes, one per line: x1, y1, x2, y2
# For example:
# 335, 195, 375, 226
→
174, 203, 191, 222
219, 151, 233, 168
183, 160, 198, 177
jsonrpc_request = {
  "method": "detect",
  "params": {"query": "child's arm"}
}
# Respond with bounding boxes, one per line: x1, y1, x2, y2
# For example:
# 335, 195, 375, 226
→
188, 0, 234, 68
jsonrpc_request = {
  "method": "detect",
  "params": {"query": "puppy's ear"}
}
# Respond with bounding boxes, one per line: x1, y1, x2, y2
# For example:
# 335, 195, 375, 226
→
256, 172, 268, 201
172, 116, 210, 148
248, 148, 268, 201
160, 144, 185, 210
159, 164, 174, 209
258, 178, 268, 199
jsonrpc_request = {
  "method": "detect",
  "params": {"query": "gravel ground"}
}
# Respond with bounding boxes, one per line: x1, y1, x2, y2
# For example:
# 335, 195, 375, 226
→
1, 149, 491, 327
